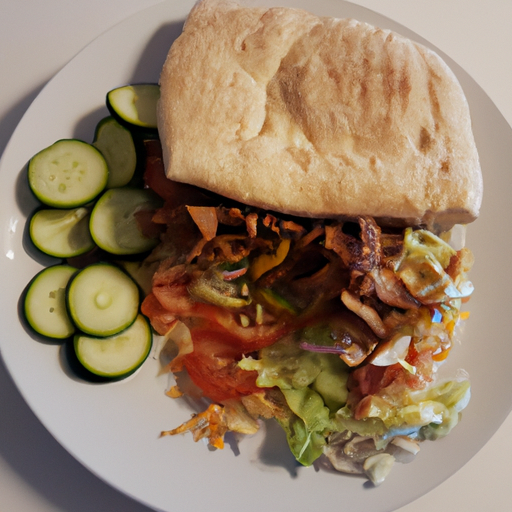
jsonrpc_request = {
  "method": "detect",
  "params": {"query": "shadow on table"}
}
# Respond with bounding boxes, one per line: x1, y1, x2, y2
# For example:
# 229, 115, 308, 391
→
0, 356, 156, 512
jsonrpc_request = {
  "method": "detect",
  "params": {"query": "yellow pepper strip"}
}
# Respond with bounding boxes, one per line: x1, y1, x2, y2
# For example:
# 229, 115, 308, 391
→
432, 347, 451, 362
249, 238, 291, 281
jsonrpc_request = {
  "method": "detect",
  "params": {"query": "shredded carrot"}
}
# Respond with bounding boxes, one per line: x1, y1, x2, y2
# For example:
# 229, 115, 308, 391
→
166, 385, 183, 398
160, 404, 226, 449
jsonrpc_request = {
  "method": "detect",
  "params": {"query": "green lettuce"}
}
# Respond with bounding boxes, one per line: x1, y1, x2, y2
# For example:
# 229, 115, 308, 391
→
239, 336, 470, 466
239, 336, 349, 464
277, 388, 332, 465
238, 336, 349, 410
334, 378, 471, 445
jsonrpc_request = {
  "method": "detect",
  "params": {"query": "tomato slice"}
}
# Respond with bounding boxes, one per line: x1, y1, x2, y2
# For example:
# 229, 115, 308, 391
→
182, 327, 262, 402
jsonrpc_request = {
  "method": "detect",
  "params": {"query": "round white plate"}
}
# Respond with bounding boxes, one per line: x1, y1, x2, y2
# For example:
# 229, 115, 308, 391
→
1, 1, 510, 511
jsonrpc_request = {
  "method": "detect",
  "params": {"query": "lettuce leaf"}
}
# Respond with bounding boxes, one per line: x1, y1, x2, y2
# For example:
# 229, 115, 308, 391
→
239, 337, 348, 465
278, 388, 332, 465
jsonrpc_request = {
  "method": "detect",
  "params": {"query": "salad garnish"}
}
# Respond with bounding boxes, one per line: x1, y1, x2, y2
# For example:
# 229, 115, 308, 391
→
140, 138, 474, 484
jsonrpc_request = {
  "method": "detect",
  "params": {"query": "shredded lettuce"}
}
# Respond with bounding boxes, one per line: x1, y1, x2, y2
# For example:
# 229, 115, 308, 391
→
239, 333, 470, 468
239, 336, 348, 464
334, 377, 470, 442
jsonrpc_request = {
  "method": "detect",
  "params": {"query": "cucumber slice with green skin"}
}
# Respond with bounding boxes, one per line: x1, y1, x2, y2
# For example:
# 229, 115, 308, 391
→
73, 314, 152, 378
24, 265, 78, 339
29, 206, 95, 258
106, 84, 160, 132
92, 116, 137, 189
89, 187, 163, 255
66, 263, 139, 337
28, 139, 108, 208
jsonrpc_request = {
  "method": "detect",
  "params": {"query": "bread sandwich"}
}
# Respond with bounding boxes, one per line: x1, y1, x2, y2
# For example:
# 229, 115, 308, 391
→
141, 0, 482, 484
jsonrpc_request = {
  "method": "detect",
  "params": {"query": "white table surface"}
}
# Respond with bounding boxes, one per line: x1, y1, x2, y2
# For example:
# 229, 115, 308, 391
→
1, 1, 510, 511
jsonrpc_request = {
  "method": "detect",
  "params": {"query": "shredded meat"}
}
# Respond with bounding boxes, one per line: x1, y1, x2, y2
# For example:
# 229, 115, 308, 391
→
358, 216, 382, 270
144, 194, 419, 369
215, 206, 245, 227
370, 267, 420, 309
245, 212, 259, 238
341, 290, 388, 338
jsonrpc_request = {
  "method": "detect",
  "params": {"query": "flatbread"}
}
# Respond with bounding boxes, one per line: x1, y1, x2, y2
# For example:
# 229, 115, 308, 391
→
158, 0, 483, 231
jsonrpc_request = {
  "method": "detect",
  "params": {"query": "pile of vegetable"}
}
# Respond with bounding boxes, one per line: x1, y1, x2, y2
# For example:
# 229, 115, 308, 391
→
22, 84, 162, 379
140, 148, 474, 484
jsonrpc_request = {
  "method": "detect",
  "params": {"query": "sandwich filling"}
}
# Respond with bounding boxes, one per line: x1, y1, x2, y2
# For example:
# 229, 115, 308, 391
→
141, 140, 473, 484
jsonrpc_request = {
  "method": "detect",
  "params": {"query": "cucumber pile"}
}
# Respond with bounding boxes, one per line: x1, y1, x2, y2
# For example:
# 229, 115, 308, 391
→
22, 84, 161, 380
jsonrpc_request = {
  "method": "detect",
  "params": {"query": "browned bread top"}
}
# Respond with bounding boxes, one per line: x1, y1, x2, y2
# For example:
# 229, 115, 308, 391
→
158, 0, 483, 231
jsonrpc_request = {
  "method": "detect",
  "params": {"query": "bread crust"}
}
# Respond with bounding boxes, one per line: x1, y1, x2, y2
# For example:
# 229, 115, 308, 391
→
158, 0, 483, 231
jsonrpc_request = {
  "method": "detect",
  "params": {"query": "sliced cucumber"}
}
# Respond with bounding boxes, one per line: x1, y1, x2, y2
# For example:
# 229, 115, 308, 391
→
66, 263, 139, 337
28, 139, 108, 208
24, 265, 77, 339
106, 84, 160, 132
92, 116, 137, 188
89, 187, 163, 255
73, 314, 152, 378
29, 207, 94, 258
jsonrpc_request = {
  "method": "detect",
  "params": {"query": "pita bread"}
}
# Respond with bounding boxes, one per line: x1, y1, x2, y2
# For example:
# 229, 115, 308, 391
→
158, 0, 483, 231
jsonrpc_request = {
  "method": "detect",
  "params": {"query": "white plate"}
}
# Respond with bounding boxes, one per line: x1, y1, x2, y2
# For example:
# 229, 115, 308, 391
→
0, 1, 510, 511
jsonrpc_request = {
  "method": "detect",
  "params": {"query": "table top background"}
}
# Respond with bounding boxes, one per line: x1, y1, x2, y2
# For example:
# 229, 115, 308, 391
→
1, 1, 510, 510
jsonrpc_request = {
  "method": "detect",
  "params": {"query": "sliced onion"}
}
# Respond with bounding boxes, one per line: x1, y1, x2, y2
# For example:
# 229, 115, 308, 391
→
370, 335, 411, 367
444, 224, 467, 251
221, 267, 248, 281
341, 289, 388, 338
186, 206, 218, 241
300, 339, 349, 355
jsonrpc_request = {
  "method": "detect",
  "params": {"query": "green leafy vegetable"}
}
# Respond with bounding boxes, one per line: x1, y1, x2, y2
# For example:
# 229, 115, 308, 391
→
239, 336, 349, 465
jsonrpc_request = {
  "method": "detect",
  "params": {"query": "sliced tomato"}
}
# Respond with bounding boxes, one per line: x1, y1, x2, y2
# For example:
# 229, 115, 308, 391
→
142, 140, 174, 202
182, 327, 262, 402
151, 264, 295, 351
140, 292, 177, 335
